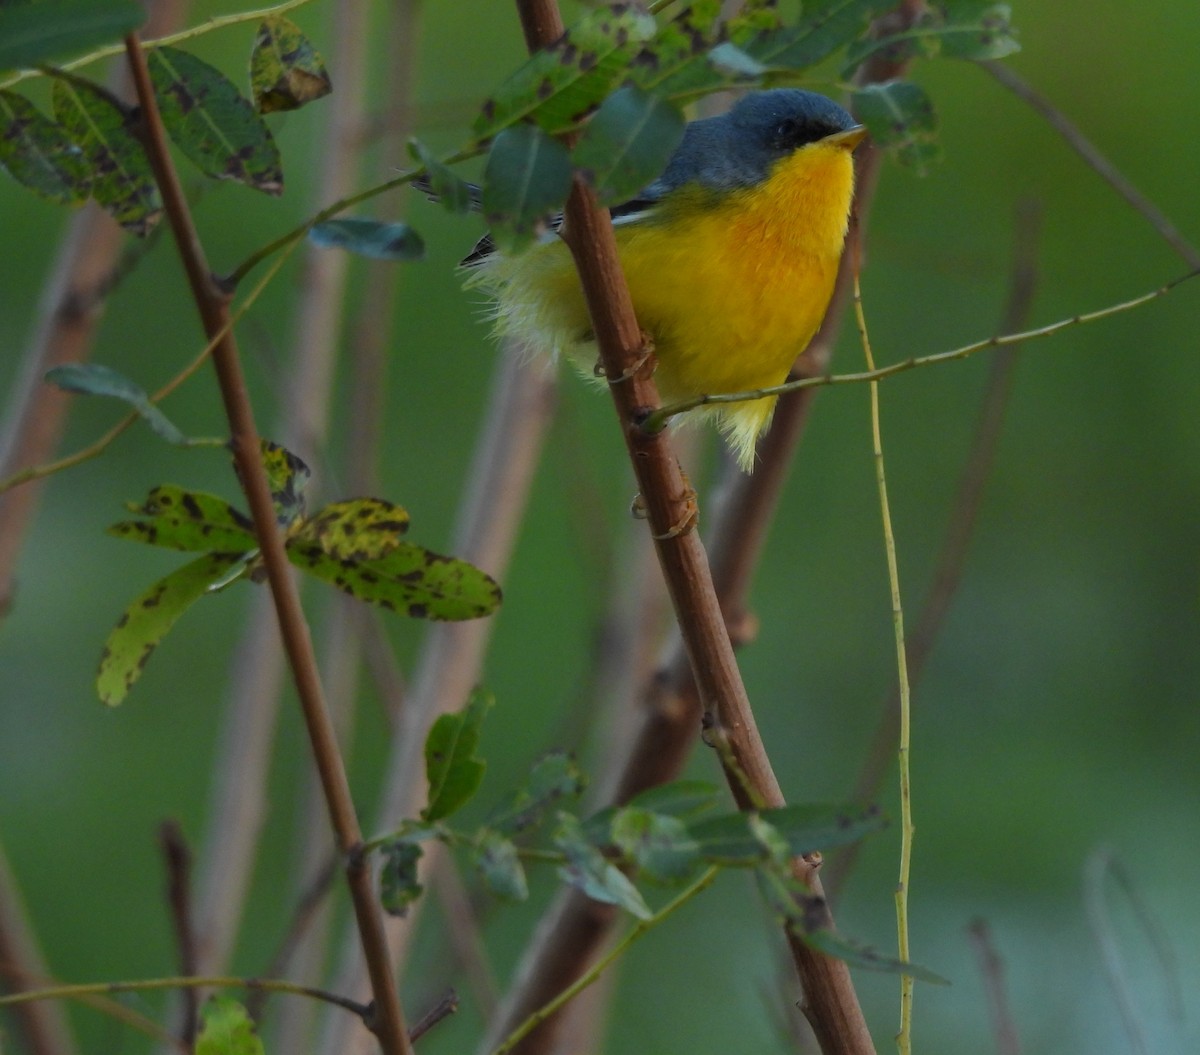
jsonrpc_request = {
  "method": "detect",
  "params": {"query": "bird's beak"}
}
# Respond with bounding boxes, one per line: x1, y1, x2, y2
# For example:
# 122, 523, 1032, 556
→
825, 125, 868, 151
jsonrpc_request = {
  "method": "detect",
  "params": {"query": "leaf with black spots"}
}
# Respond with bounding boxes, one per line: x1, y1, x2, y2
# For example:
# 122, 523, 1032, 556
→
734, 0, 894, 72
480, 123, 571, 255
0, 90, 90, 203
249, 15, 332, 114
842, 0, 1018, 74
473, 3, 657, 141
97, 553, 244, 706
422, 690, 491, 822
571, 84, 683, 206
196, 995, 265, 1055
309, 218, 425, 261
625, 1, 745, 100
148, 46, 283, 195
243, 439, 310, 527
290, 497, 410, 561
50, 71, 161, 235
287, 539, 502, 620
852, 80, 940, 173
45, 363, 188, 445
0, 0, 145, 74
108, 484, 257, 554
379, 840, 423, 916
555, 813, 651, 919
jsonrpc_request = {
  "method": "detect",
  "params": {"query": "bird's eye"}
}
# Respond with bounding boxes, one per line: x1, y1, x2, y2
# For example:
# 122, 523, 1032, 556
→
772, 118, 802, 149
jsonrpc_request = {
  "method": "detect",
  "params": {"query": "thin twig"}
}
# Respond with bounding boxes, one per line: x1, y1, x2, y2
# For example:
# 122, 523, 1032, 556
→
851, 265, 914, 1054
122, 32, 413, 1055
0, 0, 318, 91
491, 868, 720, 1055
0, 974, 370, 1019
980, 61, 1200, 270
409, 990, 461, 1043
433, 858, 501, 1020
157, 821, 198, 1044
643, 269, 1200, 430
966, 919, 1022, 1055
827, 201, 1042, 898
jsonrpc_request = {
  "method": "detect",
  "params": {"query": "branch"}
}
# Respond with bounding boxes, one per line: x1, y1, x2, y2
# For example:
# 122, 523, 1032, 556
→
157, 821, 198, 1044
121, 32, 412, 1055
966, 919, 1022, 1055
980, 60, 1200, 270
496, 3, 876, 1053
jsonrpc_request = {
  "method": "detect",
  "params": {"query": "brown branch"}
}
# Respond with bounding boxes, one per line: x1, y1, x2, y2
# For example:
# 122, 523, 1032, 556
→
486, 3, 876, 1053
825, 200, 1041, 899
966, 919, 1022, 1055
121, 32, 412, 1055
157, 821, 198, 1044
980, 61, 1200, 270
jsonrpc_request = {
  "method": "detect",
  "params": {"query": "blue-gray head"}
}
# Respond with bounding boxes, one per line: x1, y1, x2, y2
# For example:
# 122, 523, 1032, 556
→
645, 89, 861, 200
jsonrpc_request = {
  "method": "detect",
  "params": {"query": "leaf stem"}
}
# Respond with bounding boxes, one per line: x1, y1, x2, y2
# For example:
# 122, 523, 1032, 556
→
490, 867, 719, 1055
642, 268, 1200, 430
851, 268, 913, 1055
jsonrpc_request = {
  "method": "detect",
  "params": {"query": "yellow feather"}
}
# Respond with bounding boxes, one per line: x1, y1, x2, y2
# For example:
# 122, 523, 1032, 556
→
466, 138, 857, 472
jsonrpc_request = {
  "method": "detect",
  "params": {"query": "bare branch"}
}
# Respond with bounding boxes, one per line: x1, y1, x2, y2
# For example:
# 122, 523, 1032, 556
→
966, 919, 1022, 1055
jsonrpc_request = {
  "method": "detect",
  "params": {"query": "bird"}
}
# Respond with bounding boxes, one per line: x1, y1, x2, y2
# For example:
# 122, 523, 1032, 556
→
464, 88, 866, 472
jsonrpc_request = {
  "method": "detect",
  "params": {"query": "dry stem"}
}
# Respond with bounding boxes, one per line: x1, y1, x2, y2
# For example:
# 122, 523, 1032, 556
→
122, 32, 412, 1055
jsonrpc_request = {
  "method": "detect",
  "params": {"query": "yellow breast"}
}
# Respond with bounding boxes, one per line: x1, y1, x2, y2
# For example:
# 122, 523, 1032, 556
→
469, 139, 856, 470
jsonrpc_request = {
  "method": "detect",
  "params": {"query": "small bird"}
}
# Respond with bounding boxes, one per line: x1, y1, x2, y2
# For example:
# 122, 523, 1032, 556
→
466, 89, 865, 471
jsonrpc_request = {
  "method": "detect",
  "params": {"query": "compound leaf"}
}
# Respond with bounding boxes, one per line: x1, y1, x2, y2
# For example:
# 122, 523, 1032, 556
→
555, 813, 651, 919
380, 840, 423, 917
0, 0, 144, 74
108, 485, 257, 554
309, 218, 425, 261
480, 123, 571, 255
852, 80, 940, 173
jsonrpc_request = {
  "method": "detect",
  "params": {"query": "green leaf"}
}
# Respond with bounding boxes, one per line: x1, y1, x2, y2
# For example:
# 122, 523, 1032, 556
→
555, 812, 651, 919
422, 690, 491, 823
490, 751, 586, 835
309, 218, 425, 261
50, 71, 161, 235
0, 90, 90, 203
842, 0, 1018, 73
379, 840, 423, 917
97, 553, 243, 706
249, 15, 332, 114
480, 123, 571, 255
734, 0, 895, 72
408, 138, 474, 214
582, 779, 719, 845
688, 804, 886, 864
626, 2, 752, 101
109, 485, 257, 554
45, 363, 188, 445
852, 80, 940, 173
196, 995, 264, 1055
0, 0, 144, 74
473, 829, 529, 901
473, 4, 657, 141
290, 497, 409, 561
248, 439, 310, 527
803, 928, 951, 985
147, 46, 283, 194
571, 85, 684, 206
611, 807, 700, 883
288, 539, 503, 620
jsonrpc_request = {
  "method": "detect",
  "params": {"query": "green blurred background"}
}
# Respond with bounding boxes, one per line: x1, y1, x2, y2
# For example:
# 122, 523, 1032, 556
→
1, 1, 1198, 1052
